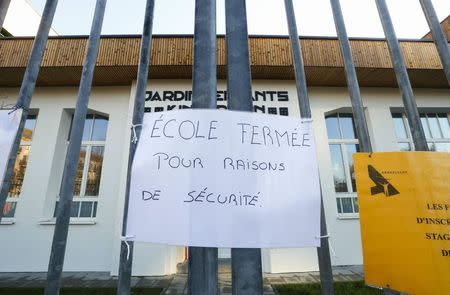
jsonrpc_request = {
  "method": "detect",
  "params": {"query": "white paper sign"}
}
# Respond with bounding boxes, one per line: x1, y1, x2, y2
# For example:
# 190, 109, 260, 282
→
127, 109, 321, 248
0, 110, 22, 187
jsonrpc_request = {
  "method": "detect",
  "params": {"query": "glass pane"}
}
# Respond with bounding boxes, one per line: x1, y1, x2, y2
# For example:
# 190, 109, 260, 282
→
79, 202, 93, 218
353, 197, 359, 213
341, 198, 354, 213
340, 114, 357, 139
346, 144, 359, 192
93, 201, 98, 218
85, 146, 104, 196
68, 114, 93, 141
438, 114, 450, 138
73, 146, 87, 196
428, 142, 437, 152
91, 115, 108, 141
336, 199, 342, 214
8, 146, 31, 198
427, 115, 442, 139
325, 116, 340, 139
392, 114, 408, 139
2, 202, 17, 218
22, 115, 37, 142
435, 142, 450, 152
399, 142, 412, 151
70, 201, 80, 218
82, 114, 94, 141
420, 115, 432, 139
329, 144, 348, 192
54, 201, 59, 218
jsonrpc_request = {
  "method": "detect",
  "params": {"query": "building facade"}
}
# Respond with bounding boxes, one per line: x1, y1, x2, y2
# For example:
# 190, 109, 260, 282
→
0, 35, 449, 276
1, 0, 57, 37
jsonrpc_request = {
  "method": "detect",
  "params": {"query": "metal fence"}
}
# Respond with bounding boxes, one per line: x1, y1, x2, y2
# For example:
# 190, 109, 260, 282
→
0, 0, 449, 295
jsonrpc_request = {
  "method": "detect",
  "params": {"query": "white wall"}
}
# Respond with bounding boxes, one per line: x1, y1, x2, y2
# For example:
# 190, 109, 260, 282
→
0, 86, 130, 272
267, 85, 450, 273
3, 0, 58, 36
0, 81, 448, 275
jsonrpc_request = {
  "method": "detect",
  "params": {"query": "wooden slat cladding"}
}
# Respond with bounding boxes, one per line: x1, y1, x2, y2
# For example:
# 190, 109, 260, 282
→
423, 15, 450, 40
0, 36, 448, 88
0, 39, 34, 67
151, 37, 193, 66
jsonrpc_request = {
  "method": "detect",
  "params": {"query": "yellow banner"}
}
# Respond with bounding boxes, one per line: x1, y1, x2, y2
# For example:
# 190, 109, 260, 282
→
354, 152, 450, 295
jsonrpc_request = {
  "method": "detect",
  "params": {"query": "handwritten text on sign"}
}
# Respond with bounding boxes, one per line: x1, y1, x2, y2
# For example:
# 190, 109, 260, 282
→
127, 109, 321, 248
0, 110, 22, 186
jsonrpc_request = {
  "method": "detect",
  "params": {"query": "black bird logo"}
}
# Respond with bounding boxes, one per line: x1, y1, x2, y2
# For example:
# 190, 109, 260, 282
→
368, 165, 399, 197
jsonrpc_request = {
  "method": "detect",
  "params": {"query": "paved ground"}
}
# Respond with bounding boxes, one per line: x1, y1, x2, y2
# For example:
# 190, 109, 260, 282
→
164, 273, 276, 295
165, 265, 364, 295
0, 272, 173, 288
0, 265, 364, 295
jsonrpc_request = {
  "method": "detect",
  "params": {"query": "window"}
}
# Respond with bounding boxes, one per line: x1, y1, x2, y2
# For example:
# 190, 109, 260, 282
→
325, 113, 360, 215
54, 114, 108, 219
392, 112, 450, 152
2, 115, 37, 218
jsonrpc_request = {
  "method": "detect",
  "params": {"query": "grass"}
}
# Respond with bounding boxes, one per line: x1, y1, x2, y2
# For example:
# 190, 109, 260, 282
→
274, 281, 384, 295
0, 288, 163, 295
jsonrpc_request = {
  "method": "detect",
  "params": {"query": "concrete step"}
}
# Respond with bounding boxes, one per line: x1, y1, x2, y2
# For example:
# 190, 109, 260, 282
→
177, 258, 232, 274
163, 274, 276, 295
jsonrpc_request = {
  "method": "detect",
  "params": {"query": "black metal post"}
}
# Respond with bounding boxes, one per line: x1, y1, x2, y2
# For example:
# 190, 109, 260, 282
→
375, 0, 428, 151
284, 1, 335, 294
330, 0, 372, 153
188, 0, 219, 293
0, 0, 11, 31
44, 1, 106, 294
225, 0, 263, 294
0, 0, 58, 221
116, 1, 155, 295
419, 0, 450, 85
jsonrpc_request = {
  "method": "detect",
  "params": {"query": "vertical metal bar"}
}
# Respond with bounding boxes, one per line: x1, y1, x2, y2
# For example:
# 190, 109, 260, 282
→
316, 198, 334, 295
116, 1, 155, 295
284, 0, 311, 118
44, 1, 106, 294
191, 0, 217, 109
330, 0, 372, 153
188, 248, 218, 295
225, 0, 263, 294
0, 0, 11, 31
231, 249, 262, 295
375, 0, 428, 151
188, 0, 219, 293
225, 0, 253, 112
0, 0, 58, 221
419, 0, 450, 85
284, 1, 335, 295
